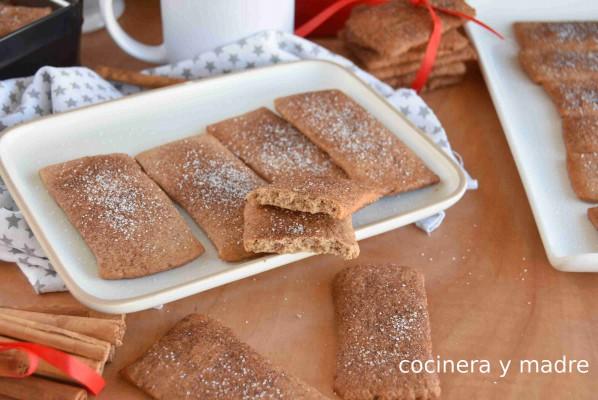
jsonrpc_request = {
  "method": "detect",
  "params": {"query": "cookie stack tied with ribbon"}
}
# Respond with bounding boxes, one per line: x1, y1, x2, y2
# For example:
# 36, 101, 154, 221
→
339, 0, 478, 91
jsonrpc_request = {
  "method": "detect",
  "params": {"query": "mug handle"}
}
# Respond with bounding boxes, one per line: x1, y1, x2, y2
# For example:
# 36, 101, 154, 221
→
99, 0, 168, 63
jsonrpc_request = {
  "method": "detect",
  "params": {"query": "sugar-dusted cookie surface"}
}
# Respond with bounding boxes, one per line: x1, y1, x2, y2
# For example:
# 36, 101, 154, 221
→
248, 175, 383, 220
344, 29, 470, 70
343, 0, 475, 57
275, 90, 439, 195
121, 314, 327, 400
137, 135, 265, 262
514, 21, 598, 51
563, 116, 598, 153
567, 152, 598, 202
0, 4, 52, 37
543, 80, 598, 117
39, 154, 204, 279
588, 207, 598, 229
207, 107, 346, 182
519, 50, 598, 83
243, 198, 359, 260
333, 264, 440, 400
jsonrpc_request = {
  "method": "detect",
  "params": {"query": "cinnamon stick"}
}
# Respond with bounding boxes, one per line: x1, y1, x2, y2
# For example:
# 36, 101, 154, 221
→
95, 65, 186, 88
0, 308, 126, 346
0, 375, 87, 400
0, 336, 104, 383
0, 313, 112, 363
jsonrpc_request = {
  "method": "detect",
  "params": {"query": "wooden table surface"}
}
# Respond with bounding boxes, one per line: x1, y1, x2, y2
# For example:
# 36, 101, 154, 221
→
2, 1, 598, 399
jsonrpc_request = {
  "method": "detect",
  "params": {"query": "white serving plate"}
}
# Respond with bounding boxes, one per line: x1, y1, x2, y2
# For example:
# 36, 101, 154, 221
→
466, 0, 598, 272
0, 61, 466, 313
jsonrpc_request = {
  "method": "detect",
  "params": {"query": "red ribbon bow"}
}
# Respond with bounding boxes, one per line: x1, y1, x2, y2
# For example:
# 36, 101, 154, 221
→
295, 0, 503, 92
0, 341, 105, 395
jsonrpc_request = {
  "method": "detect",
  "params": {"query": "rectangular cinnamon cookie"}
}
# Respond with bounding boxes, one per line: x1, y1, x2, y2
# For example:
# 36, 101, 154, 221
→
382, 62, 467, 88
344, 29, 470, 70
588, 207, 598, 229
344, 0, 475, 57
275, 90, 439, 195
247, 175, 383, 219
563, 116, 598, 153
333, 264, 440, 400
514, 21, 598, 51
207, 107, 346, 182
543, 80, 598, 117
243, 198, 359, 260
39, 154, 204, 279
137, 135, 265, 262
567, 152, 598, 201
369, 46, 476, 80
519, 50, 598, 83
0, 4, 52, 37
121, 314, 327, 400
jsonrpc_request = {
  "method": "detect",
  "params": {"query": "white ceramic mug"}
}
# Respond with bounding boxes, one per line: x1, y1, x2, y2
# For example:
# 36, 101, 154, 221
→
99, 0, 295, 64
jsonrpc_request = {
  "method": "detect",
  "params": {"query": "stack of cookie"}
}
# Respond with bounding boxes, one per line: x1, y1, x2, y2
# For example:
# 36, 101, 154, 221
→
515, 21, 598, 225
339, 0, 478, 90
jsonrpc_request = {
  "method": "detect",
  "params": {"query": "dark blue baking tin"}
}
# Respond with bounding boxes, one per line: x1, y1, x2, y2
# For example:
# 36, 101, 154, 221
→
0, 0, 82, 80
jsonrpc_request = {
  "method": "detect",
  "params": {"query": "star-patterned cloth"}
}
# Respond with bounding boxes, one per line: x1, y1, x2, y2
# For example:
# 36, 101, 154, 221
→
0, 31, 476, 294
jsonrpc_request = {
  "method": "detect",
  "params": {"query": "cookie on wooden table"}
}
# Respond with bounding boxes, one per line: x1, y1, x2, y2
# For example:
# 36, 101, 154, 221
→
333, 264, 440, 400
344, 0, 475, 57
370, 46, 476, 80
543, 80, 598, 117
136, 135, 265, 262
563, 116, 598, 153
121, 314, 327, 400
275, 90, 439, 195
207, 107, 346, 182
39, 154, 204, 279
243, 198, 359, 260
344, 29, 470, 70
248, 175, 383, 220
514, 21, 598, 51
567, 152, 598, 202
519, 50, 598, 83
588, 207, 598, 229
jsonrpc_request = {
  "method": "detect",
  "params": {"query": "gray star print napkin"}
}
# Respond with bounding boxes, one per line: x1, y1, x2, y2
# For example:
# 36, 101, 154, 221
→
0, 31, 476, 294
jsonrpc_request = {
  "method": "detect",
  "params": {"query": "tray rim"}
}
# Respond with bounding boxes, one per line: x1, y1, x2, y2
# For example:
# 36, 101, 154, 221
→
0, 60, 467, 312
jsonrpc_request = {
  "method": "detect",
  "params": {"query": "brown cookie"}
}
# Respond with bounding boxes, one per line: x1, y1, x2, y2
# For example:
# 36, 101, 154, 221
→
567, 152, 598, 202
588, 207, 598, 229
344, 29, 470, 70
275, 90, 439, 195
248, 175, 383, 220
369, 46, 476, 80
207, 107, 346, 183
243, 198, 359, 260
563, 116, 598, 153
519, 50, 598, 83
121, 314, 327, 400
333, 264, 440, 400
543, 80, 598, 117
39, 154, 204, 279
0, 4, 52, 37
136, 135, 265, 262
344, 0, 475, 57
382, 62, 467, 88
514, 21, 598, 51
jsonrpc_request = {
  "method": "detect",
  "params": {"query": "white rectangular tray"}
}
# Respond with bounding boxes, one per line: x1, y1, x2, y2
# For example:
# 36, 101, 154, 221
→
0, 61, 466, 313
466, 0, 598, 272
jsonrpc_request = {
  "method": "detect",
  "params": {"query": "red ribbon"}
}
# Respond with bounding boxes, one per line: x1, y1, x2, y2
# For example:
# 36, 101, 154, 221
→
294, 0, 503, 92
0, 341, 105, 395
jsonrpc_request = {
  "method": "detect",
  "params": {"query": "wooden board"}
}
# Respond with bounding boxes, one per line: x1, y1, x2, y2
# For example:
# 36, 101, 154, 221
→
1, 1, 597, 398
